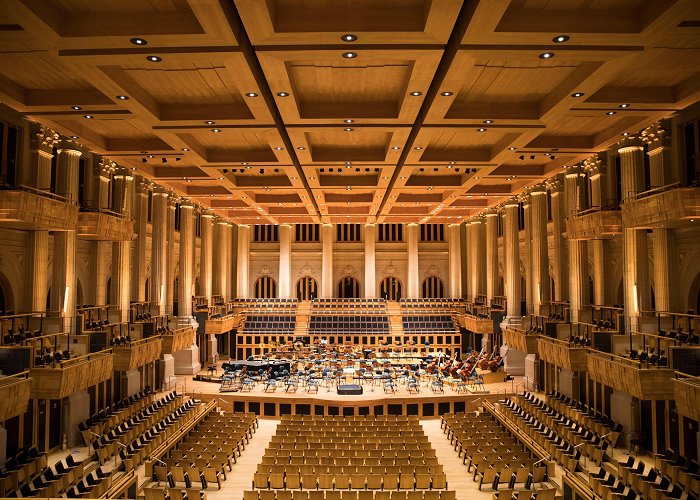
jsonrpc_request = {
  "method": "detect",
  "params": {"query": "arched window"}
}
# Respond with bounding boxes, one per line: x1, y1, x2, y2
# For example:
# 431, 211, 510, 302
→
421, 276, 444, 298
337, 277, 360, 298
255, 277, 277, 298
296, 277, 318, 300
380, 277, 402, 301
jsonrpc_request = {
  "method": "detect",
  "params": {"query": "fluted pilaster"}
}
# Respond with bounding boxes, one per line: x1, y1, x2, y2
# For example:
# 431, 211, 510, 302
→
150, 190, 168, 313
447, 224, 462, 298
178, 202, 195, 318
199, 212, 214, 301
364, 224, 376, 298
110, 170, 134, 322
485, 213, 499, 304
530, 190, 549, 315
406, 224, 419, 298
237, 224, 250, 298
504, 203, 521, 319
131, 178, 149, 301
279, 224, 293, 298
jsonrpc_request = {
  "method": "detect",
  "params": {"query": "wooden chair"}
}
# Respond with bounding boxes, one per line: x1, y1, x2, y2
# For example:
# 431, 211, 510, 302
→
293, 490, 310, 500
269, 472, 285, 489
286, 474, 301, 489
253, 472, 269, 489
477, 469, 500, 491
439, 491, 455, 500
244, 491, 260, 500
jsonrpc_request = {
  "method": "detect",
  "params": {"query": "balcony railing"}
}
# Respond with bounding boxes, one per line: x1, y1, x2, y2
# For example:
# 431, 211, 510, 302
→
113, 336, 163, 371
502, 325, 539, 354
76, 208, 134, 241
29, 349, 113, 400
537, 336, 588, 372
566, 205, 623, 240
673, 372, 700, 421
0, 371, 31, 422
161, 326, 196, 355
621, 182, 700, 228
0, 185, 79, 230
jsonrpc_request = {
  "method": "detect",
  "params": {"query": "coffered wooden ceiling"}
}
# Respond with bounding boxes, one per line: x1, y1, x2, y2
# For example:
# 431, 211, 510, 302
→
1, 0, 699, 224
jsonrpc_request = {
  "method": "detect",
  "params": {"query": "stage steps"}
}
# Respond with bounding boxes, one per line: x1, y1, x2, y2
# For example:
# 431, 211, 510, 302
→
387, 301, 405, 338
294, 301, 311, 337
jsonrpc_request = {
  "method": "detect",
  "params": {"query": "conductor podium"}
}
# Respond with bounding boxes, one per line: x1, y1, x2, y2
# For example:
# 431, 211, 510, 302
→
337, 384, 363, 395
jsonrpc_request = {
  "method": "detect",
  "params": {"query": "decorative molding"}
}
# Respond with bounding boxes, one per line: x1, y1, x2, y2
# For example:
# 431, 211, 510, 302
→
341, 264, 356, 278
298, 263, 314, 277
424, 264, 440, 278
384, 262, 397, 276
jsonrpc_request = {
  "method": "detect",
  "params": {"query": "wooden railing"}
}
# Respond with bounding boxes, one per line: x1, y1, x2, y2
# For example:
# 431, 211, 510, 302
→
113, 336, 163, 371
0, 371, 31, 421
673, 372, 700, 421
29, 349, 113, 399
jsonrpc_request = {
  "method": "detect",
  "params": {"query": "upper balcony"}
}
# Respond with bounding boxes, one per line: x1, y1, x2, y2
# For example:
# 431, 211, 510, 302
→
621, 183, 700, 229
586, 350, 675, 401
0, 371, 31, 422
29, 349, 113, 400
76, 208, 134, 241
161, 326, 196, 355
0, 186, 78, 231
538, 336, 588, 372
673, 372, 700, 422
113, 336, 163, 371
503, 325, 539, 355
567, 206, 623, 240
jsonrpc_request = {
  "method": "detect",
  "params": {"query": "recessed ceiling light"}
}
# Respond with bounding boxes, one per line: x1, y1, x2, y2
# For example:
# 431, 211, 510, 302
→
116, 95, 129, 100
571, 92, 585, 97
147, 155, 154, 158
71, 105, 81, 110
83, 115, 93, 119
297, 146, 305, 150
483, 119, 493, 124
621, 132, 630, 136
146, 55, 162, 62
204, 120, 215, 125
392, 146, 400, 150
414, 146, 423, 150
341, 34, 358, 42
211, 128, 221, 133
245, 92, 258, 97
342, 52, 357, 59
70, 135, 79, 139
344, 119, 354, 123
553, 35, 570, 43
606, 111, 616, 115
344, 127, 353, 132
276, 92, 289, 97
409, 91, 422, 96
477, 128, 487, 132
508, 147, 517, 151
182, 148, 190, 151
619, 103, 630, 108
440, 91, 453, 96
130, 37, 147, 45
539, 52, 555, 59
274, 147, 284, 150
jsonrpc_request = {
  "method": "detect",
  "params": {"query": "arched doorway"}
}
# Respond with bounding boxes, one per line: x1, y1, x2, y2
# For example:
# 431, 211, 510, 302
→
337, 277, 360, 298
0, 271, 12, 314
421, 276, 444, 298
254, 276, 277, 298
380, 276, 402, 301
296, 277, 318, 300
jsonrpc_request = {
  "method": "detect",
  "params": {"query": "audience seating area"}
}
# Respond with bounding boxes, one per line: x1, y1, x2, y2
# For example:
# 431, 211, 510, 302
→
243, 490, 456, 500
151, 411, 258, 492
145, 486, 208, 500
233, 299, 299, 314
399, 300, 466, 315
244, 315, 297, 335
440, 412, 550, 494
309, 316, 389, 335
311, 299, 387, 315
252, 415, 450, 493
402, 316, 456, 335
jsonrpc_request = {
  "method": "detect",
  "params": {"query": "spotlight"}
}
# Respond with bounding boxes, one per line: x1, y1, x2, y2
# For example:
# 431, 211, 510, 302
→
342, 52, 357, 59
550, 155, 556, 160
553, 35, 570, 43
409, 91, 422, 96
519, 155, 525, 160
161, 158, 167, 163
341, 34, 358, 42
116, 95, 129, 100
130, 38, 147, 45
142, 158, 147, 163
83, 115, 93, 119
245, 92, 258, 97
440, 91, 453, 96
182, 148, 190, 151
539, 52, 554, 59
276, 92, 289, 97
211, 128, 221, 133
619, 103, 630, 108
71, 105, 81, 110
530, 155, 535, 160
344, 119, 354, 123
483, 120, 493, 124
477, 128, 487, 132
344, 127, 353, 132
606, 111, 616, 115
571, 92, 585, 97
146, 55, 162, 62
223, 169, 228, 173
274, 168, 279, 173
70, 135, 79, 139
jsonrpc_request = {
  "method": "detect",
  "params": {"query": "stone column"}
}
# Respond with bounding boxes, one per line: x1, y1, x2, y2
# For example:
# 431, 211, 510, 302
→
530, 189, 549, 315
212, 220, 224, 299
92, 241, 109, 306
178, 202, 195, 320
406, 223, 419, 298
485, 213, 499, 305
522, 198, 533, 313
236, 224, 250, 298
165, 195, 176, 316
230, 223, 238, 299
110, 169, 134, 323
150, 189, 168, 313
199, 212, 214, 302
364, 224, 376, 298
220, 222, 231, 301
321, 224, 333, 298
586, 157, 607, 306
619, 139, 651, 330
278, 224, 293, 299
464, 221, 472, 301
566, 171, 590, 322
447, 223, 462, 298
547, 178, 568, 302
51, 142, 82, 329
131, 178, 149, 302
503, 203, 521, 320
644, 122, 679, 313
471, 221, 486, 301
24, 125, 57, 312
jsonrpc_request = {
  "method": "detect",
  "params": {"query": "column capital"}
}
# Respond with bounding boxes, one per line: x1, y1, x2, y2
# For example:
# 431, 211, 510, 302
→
641, 120, 671, 152
113, 166, 134, 179
95, 158, 116, 179
583, 155, 604, 177
617, 135, 644, 153
30, 122, 59, 154
153, 186, 169, 197
180, 201, 195, 210
545, 176, 564, 193
55, 138, 83, 156
135, 176, 152, 195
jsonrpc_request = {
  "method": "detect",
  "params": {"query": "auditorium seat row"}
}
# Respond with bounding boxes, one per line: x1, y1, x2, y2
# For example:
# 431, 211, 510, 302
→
144, 486, 207, 500
252, 472, 447, 490
244, 489, 456, 500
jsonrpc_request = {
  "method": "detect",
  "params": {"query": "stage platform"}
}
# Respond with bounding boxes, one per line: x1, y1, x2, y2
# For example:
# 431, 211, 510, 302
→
185, 361, 519, 418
